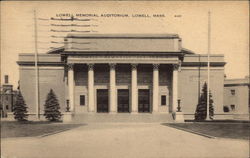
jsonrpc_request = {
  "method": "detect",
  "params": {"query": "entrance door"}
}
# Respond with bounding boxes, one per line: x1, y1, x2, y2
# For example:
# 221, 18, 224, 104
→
138, 89, 150, 112
97, 89, 109, 113
118, 89, 129, 113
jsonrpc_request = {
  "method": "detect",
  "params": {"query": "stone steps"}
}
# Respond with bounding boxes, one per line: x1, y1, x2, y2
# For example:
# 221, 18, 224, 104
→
71, 113, 175, 123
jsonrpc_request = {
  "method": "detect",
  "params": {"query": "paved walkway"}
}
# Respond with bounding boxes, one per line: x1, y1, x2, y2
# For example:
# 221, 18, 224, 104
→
1, 123, 249, 158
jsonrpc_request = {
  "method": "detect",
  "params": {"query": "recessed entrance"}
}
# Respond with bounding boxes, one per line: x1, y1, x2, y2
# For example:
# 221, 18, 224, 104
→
138, 89, 150, 113
97, 89, 109, 113
118, 89, 129, 113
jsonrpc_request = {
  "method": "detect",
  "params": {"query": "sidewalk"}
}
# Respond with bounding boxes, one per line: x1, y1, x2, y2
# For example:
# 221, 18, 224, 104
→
1, 123, 249, 158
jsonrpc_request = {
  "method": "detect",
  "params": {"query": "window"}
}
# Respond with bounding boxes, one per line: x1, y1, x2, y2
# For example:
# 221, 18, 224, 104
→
231, 89, 235, 95
223, 106, 229, 112
4, 75, 8, 84
6, 105, 9, 110
80, 95, 85, 106
230, 105, 235, 111
161, 95, 166, 106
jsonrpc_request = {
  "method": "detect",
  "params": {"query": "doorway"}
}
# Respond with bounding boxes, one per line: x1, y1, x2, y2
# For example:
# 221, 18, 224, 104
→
97, 89, 109, 113
118, 89, 129, 113
138, 89, 150, 112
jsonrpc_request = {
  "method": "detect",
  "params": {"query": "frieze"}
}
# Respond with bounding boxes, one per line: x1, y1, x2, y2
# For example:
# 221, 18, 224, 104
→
70, 55, 177, 59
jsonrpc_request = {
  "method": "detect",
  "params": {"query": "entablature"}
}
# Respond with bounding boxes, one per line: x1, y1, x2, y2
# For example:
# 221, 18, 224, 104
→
67, 55, 180, 64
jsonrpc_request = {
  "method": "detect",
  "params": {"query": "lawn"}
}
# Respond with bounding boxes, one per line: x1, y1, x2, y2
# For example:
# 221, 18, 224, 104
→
1, 121, 83, 138
164, 122, 250, 140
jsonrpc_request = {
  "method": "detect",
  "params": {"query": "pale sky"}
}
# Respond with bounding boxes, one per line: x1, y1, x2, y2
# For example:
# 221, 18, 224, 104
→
1, 1, 249, 89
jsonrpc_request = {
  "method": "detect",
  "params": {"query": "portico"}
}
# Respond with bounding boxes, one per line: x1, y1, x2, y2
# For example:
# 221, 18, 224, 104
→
67, 61, 179, 114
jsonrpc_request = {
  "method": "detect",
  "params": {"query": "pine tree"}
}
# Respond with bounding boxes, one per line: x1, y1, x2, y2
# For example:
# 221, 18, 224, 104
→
195, 82, 214, 120
13, 91, 28, 121
44, 89, 61, 121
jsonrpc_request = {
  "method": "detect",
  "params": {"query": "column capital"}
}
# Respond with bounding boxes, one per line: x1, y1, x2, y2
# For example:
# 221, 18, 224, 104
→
173, 61, 182, 71
88, 64, 94, 71
173, 63, 181, 71
109, 63, 116, 70
173, 64, 179, 71
153, 64, 160, 70
67, 63, 74, 71
131, 64, 138, 70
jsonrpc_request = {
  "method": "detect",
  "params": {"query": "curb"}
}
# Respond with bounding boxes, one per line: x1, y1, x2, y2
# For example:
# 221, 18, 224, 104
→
166, 125, 216, 139
37, 128, 71, 138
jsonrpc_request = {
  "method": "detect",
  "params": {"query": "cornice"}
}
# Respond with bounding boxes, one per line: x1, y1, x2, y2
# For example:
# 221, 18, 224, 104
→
182, 62, 226, 67
62, 51, 185, 56
224, 83, 250, 87
17, 61, 64, 66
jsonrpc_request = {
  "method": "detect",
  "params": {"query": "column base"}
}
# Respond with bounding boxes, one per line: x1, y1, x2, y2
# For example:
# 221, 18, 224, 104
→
63, 112, 73, 123
109, 111, 117, 114
205, 116, 212, 121
7, 112, 15, 121
174, 112, 185, 123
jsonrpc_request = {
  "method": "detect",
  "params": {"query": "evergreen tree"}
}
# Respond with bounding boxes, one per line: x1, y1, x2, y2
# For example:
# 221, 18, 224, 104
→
13, 91, 28, 121
195, 82, 214, 120
44, 89, 61, 121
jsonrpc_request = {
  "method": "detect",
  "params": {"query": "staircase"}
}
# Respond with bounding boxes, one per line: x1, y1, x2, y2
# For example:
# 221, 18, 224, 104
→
71, 113, 174, 123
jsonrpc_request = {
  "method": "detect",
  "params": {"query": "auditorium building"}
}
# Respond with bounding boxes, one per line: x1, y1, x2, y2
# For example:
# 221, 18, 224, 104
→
17, 34, 226, 120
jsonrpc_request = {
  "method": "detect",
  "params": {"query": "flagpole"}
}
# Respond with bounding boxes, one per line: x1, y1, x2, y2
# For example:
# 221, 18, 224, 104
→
206, 11, 211, 120
34, 10, 40, 120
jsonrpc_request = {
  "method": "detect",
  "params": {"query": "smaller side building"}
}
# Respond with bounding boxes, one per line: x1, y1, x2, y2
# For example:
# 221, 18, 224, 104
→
224, 76, 250, 120
0, 75, 18, 117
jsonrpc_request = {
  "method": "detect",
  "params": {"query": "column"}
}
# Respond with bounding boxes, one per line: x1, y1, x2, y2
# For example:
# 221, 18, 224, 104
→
131, 64, 138, 113
153, 64, 159, 113
109, 63, 117, 113
68, 64, 74, 112
172, 64, 179, 112
88, 64, 95, 112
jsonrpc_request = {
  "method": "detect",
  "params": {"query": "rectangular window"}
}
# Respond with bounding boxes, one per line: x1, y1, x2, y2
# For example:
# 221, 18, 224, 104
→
223, 106, 229, 112
4, 75, 8, 84
80, 95, 85, 106
231, 89, 235, 95
161, 95, 166, 106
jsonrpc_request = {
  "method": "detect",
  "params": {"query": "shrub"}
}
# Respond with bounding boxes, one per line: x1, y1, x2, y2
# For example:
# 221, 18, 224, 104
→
13, 91, 28, 121
195, 82, 214, 120
44, 89, 61, 121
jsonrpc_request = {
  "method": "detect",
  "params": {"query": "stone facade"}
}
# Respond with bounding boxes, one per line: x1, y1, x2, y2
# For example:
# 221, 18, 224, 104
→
223, 76, 250, 120
17, 34, 226, 120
